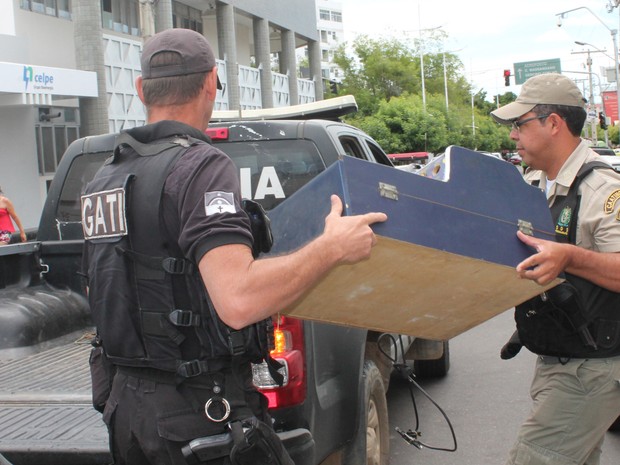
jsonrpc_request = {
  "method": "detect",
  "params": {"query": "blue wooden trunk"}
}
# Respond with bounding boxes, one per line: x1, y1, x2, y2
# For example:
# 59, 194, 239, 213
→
267, 146, 561, 340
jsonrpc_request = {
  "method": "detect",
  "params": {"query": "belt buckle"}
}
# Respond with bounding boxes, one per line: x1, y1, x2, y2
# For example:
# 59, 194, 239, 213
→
205, 397, 231, 422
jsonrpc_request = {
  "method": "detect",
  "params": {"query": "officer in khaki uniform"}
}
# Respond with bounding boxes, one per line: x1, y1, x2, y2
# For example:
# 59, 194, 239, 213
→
491, 73, 620, 465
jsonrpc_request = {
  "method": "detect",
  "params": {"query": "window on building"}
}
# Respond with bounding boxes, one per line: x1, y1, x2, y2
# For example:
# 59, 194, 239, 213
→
319, 9, 330, 20
331, 11, 342, 22
35, 109, 80, 176
320, 30, 327, 42
101, 0, 139, 36
20, 0, 71, 19
172, 1, 203, 33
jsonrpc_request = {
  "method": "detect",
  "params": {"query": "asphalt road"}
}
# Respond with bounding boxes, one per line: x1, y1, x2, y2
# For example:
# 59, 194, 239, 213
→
387, 309, 620, 465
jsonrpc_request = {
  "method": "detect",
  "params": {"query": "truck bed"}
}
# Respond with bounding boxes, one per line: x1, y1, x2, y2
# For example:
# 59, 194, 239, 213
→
0, 332, 110, 465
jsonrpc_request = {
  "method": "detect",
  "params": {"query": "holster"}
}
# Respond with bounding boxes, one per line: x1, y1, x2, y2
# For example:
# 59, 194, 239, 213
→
89, 336, 117, 413
516, 281, 599, 357
242, 199, 273, 258
229, 417, 294, 465
544, 282, 597, 350
181, 417, 293, 465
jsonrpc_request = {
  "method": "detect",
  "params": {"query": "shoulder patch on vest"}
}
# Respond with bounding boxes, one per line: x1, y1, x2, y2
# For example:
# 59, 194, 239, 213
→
204, 191, 236, 216
605, 189, 620, 214
81, 188, 128, 239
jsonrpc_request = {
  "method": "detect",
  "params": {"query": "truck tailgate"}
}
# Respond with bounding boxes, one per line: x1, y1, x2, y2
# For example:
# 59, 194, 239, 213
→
0, 334, 110, 465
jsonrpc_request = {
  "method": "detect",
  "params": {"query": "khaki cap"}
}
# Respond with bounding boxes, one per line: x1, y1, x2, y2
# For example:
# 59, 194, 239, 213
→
491, 73, 586, 124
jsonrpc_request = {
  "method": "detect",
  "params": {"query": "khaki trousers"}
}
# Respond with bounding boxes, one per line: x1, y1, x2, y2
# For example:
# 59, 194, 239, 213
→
506, 356, 620, 465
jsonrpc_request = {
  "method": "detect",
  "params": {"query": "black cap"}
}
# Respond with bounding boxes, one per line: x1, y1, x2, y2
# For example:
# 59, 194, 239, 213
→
141, 28, 222, 90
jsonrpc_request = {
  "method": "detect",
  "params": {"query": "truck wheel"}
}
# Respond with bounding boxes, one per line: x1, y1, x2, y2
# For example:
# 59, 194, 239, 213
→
343, 360, 389, 465
413, 340, 450, 379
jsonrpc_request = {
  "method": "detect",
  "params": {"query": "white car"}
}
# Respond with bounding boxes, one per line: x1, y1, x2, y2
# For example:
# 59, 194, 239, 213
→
479, 151, 504, 160
597, 155, 620, 173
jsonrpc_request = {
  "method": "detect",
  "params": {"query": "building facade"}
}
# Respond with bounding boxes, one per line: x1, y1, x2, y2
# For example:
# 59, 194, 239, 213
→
316, 0, 344, 83
0, 0, 323, 228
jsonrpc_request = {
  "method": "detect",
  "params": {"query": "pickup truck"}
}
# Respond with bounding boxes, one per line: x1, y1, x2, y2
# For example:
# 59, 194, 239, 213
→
0, 98, 449, 465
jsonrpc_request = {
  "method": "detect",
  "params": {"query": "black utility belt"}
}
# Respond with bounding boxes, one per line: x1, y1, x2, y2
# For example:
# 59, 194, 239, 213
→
117, 363, 231, 385
537, 353, 620, 364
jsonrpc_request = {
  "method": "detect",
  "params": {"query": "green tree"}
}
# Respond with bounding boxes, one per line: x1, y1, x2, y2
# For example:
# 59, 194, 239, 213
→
333, 36, 420, 115
334, 35, 514, 152
354, 94, 448, 153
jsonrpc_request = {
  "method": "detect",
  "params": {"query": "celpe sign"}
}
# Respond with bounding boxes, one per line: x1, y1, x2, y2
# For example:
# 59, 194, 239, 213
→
0, 61, 98, 97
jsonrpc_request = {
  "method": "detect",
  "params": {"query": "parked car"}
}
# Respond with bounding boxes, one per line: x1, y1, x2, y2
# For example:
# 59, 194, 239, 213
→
596, 155, 620, 173
591, 146, 616, 156
508, 153, 523, 166
480, 151, 503, 161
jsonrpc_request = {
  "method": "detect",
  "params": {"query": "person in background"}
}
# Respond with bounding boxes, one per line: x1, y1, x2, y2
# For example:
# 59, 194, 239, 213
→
0, 186, 26, 245
491, 73, 620, 465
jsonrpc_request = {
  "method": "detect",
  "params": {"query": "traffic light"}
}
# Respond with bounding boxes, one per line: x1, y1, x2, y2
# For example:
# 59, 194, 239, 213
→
503, 70, 511, 87
599, 112, 608, 130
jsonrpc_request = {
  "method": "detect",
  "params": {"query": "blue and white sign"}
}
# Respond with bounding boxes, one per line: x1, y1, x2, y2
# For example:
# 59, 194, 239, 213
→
0, 61, 98, 97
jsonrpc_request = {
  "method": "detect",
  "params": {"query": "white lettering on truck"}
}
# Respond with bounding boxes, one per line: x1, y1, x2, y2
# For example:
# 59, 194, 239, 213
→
239, 166, 285, 200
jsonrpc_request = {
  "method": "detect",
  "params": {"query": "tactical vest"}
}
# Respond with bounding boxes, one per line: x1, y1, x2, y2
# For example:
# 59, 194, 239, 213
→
515, 161, 620, 358
82, 132, 280, 380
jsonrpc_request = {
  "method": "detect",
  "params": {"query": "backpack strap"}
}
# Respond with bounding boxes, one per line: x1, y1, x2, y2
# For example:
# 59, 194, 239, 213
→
112, 133, 203, 279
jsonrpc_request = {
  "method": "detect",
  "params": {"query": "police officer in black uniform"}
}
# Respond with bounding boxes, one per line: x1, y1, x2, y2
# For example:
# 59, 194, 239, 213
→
81, 28, 387, 465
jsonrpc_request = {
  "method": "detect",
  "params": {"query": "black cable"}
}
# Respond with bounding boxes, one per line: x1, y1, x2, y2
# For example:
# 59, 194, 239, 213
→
377, 333, 457, 453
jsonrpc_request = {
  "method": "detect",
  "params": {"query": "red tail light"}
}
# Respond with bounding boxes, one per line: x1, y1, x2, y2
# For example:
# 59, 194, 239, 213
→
205, 127, 229, 140
253, 315, 306, 409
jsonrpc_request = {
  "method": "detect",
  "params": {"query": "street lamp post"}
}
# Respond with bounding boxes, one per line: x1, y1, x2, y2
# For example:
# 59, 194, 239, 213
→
557, 7, 620, 126
442, 47, 464, 112
443, 51, 448, 112
574, 41, 612, 144
416, 1, 442, 112
580, 48, 597, 142
418, 2, 427, 110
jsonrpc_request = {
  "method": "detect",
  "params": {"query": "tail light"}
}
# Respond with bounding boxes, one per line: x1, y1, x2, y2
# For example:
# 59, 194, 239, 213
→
253, 315, 306, 409
205, 127, 229, 140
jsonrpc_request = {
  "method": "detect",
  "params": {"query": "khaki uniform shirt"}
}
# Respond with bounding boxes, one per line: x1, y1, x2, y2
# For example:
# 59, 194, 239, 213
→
524, 139, 620, 253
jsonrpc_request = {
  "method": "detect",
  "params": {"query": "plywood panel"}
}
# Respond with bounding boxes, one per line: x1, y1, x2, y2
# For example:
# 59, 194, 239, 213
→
283, 236, 560, 340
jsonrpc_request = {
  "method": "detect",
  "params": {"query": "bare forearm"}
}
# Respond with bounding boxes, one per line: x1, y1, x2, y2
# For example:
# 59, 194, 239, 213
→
565, 245, 620, 292
238, 237, 337, 324
13, 217, 25, 235
202, 195, 385, 329
203, 237, 339, 329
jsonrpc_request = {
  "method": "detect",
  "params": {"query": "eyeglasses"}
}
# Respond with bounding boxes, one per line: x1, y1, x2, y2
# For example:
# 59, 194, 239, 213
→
511, 114, 551, 132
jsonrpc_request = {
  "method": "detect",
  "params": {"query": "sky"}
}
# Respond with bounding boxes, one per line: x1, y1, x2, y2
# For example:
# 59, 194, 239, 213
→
338, 0, 620, 104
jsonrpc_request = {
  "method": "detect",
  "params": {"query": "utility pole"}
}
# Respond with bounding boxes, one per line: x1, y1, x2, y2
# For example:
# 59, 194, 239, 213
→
571, 48, 598, 144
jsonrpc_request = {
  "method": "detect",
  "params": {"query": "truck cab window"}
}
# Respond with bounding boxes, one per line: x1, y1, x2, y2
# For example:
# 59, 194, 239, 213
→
339, 136, 366, 160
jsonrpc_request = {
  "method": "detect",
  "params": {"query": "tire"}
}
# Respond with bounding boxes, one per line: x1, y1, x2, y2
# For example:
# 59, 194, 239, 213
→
413, 340, 450, 379
342, 360, 390, 465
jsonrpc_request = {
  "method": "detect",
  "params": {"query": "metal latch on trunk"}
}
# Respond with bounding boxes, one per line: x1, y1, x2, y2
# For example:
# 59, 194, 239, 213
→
378, 182, 398, 201
38, 259, 49, 274
517, 219, 534, 236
